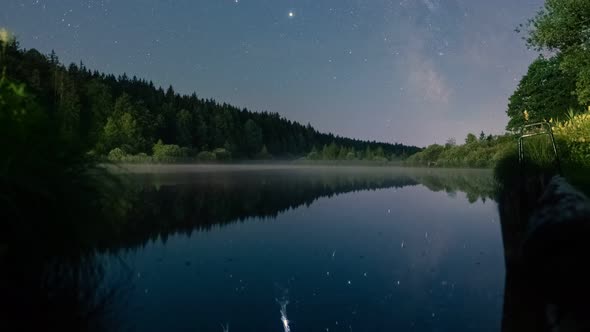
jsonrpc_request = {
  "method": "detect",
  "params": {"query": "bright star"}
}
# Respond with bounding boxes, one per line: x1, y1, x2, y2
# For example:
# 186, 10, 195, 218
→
288, 11, 294, 18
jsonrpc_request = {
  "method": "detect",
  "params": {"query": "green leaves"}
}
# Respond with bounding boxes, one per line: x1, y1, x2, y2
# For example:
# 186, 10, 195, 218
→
152, 139, 185, 162
175, 109, 193, 148
527, 0, 590, 51
525, 0, 590, 105
243, 119, 263, 156
2, 36, 421, 161
507, 56, 580, 129
465, 133, 477, 145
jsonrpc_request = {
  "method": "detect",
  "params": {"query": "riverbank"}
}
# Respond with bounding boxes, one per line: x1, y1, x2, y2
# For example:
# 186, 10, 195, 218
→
109, 162, 495, 173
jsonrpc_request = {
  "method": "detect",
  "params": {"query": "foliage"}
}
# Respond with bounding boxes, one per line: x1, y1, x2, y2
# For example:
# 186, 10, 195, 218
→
99, 94, 148, 154
524, 0, 590, 105
107, 147, 126, 161
465, 133, 477, 145
213, 148, 231, 161
243, 119, 263, 156
152, 139, 185, 162
496, 0, 590, 176
445, 137, 456, 147
0, 73, 124, 252
304, 141, 407, 162
196, 151, 216, 161
492, 0, 590, 197
175, 109, 193, 148
122, 152, 152, 163
506, 56, 581, 130
552, 111, 590, 165
307, 146, 321, 160
406, 133, 517, 168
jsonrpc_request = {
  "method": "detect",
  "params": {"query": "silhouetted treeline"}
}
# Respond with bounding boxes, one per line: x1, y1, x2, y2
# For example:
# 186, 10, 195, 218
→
0, 40, 420, 160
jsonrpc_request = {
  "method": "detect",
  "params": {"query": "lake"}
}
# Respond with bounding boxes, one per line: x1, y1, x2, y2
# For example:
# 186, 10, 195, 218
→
99, 165, 504, 332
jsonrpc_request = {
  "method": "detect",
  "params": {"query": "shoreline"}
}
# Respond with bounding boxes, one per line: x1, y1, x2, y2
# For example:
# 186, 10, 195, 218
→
106, 162, 495, 174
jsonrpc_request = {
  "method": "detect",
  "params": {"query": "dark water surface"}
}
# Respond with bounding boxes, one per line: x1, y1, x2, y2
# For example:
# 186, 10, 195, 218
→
102, 166, 503, 332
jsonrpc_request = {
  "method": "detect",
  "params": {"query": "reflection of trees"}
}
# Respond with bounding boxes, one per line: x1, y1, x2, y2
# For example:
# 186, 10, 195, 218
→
102, 171, 419, 249
0, 251, 130, 331
0, 166, 130, 331
102, 168, 497, 250
0, 167, 498, 330
411, 170, 497, 203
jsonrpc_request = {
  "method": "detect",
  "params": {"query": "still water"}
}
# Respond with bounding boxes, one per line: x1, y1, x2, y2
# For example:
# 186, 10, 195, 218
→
106, 166, 503, 332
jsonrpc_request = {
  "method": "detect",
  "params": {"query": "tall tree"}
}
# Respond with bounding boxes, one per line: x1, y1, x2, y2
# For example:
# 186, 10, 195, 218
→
99, 93, 145, 153
102, 112, 140, 153
55, 69, 81, 140
176, 109, 193, 148
84, 79, 112, 143
337, 146, 348, 160
525, 0, 590, 105
364, 146, 373, 160
243, 119, 263, 156
193, 111, 208, 150
465, 133, 477, 145
507, 56, 580, 129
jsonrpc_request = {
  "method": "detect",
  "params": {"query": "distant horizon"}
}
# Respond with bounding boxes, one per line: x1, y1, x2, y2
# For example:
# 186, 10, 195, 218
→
2, 0, 543, 146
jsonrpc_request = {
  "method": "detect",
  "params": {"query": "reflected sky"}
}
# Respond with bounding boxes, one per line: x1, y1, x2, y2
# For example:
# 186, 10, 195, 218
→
108, 169, 503, 332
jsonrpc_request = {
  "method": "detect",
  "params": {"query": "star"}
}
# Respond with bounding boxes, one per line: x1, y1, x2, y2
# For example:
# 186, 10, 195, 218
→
288, 11, 294, 18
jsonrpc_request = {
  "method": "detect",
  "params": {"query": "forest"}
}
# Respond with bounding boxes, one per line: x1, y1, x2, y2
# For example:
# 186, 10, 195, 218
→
0, 38, 420, 162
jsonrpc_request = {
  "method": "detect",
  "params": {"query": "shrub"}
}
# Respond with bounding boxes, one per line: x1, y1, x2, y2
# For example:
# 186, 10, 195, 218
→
552, 112, 590, 165
152, 139, 184, 162
306, 151, 320, 160
107, 148, 126, 161
121, 153, 151, 163
197, 151, 216, 161
213, 148, 231, 161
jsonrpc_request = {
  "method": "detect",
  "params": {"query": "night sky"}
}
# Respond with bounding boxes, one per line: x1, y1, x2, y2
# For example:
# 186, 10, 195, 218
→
2, 0, 544, 146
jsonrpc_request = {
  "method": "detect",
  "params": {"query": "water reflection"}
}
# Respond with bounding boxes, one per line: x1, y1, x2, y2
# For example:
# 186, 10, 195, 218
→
111, 167, 502, 332
114, 167, 497, 249
0, 251, 131, 331
1, 166, 504, 332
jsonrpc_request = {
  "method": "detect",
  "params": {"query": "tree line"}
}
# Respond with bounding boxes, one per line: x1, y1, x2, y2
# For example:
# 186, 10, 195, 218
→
0, 39, 420, 161
405, 131, 515, 168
